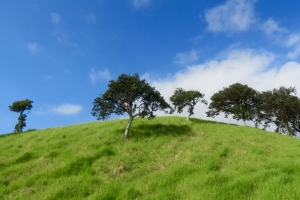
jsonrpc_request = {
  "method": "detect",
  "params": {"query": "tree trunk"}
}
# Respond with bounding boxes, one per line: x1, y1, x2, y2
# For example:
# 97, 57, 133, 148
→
243, 120, 246, 126
187, 113, 191, 120
284, 122, 292, 136
124, 116, 134, 137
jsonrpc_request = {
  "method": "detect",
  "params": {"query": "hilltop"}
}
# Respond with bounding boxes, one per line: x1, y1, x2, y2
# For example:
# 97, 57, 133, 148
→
1, 116, 300, 199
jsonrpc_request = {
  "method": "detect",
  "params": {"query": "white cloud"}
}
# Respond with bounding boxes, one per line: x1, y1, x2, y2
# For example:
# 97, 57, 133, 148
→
205, 0, 256, 32
174, 49, 200, 65
258, 23, 300, 59
132, 0, 150, 9
260, 18, 287, 36
89, 68, 111, 84
287, 46, 300, 59
27, 43, 40, 54
145, 48, 300, 128
36, 104, 83, 115
286, 33, 300, 47
50, 12, 60, 24
50, 104, 83, 115
285, 33, 300, 59
85, 12, 97, 24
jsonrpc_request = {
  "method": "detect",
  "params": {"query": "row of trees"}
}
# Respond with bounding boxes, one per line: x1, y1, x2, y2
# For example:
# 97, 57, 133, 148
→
10, 74, 300, 137
207, 83, 300, 136
91, 73, 300, 137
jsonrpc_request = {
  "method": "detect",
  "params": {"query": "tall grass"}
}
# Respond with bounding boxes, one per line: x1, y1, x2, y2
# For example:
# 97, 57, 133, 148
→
1, 116, 300, 199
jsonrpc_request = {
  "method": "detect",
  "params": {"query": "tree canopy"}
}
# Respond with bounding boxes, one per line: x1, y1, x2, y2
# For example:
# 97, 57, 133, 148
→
258, 86, 300, 136
170, 88, 207, 120
206, 83, 259, 126
9, 99, 33, 132
91, 73, 171, 137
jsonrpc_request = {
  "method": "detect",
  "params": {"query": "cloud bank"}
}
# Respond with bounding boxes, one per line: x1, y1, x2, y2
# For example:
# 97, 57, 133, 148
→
147, 48, 300, 126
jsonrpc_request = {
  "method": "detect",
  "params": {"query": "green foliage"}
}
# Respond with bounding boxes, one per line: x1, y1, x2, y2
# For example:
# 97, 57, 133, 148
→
8, 99, 33, 132
170, 88, 207, 120
206, 83, 259, 125
258, 86, 300, 136
92, 73, 171, 137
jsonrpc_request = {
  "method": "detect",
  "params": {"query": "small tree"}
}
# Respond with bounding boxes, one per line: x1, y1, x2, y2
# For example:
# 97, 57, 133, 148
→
170, 88, 207, 120
259, 86, 300, 136
91, 73, 171, 137
206, 83, 259, 126
9, 99, 33, 132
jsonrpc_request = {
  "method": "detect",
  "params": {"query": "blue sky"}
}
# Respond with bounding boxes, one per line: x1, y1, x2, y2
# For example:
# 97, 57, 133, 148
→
2, 0, 300, 134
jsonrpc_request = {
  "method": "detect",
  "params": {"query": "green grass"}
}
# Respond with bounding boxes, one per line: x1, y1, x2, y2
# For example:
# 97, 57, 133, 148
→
1, 116, 300, 199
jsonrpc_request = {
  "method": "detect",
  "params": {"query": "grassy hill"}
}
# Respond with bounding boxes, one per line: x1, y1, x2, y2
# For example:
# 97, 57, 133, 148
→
1, 116, 300, 200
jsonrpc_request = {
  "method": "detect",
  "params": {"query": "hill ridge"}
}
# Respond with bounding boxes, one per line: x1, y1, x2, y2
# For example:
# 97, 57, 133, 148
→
1, 116, 300, 199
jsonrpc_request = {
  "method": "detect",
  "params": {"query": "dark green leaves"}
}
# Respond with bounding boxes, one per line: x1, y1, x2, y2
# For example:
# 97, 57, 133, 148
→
170, 88, 207, 119
259, 87, 300, 136
9, 99, 33, 132
91, 73, 171, 136
206, 83, 259, 125
9, 99, 33, 114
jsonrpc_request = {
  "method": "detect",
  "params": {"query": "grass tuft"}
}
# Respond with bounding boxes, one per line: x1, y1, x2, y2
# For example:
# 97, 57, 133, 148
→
14, 152, 36, 164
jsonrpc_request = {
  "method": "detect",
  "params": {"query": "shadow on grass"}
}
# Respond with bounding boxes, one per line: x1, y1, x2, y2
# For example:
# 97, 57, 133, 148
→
189, 118, 237, 126
123, 124, 192, 138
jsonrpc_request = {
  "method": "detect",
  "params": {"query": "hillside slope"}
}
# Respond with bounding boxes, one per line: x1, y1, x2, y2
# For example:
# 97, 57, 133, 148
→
1, 116, 300, 199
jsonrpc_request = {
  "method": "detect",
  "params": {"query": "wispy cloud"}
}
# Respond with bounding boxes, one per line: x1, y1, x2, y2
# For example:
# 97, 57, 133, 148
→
258, 18, 300, 59
49, 12, 84, 55
55, 31, 68, 44
89, 68, 111, 84
50, 12, 61, 24
205, 0, 256, 32
285, 33, 300, 59
85, 12, 97, 24
260, 18, 287, 36
189, 35, 203, 45
132, 0, 150, 9
174, 49, 200, 65
286, 33, 300, 47
50, 104, 83, 115
27, 43, 40, 54
36, 104, 83, 115
287, 45, 300, 59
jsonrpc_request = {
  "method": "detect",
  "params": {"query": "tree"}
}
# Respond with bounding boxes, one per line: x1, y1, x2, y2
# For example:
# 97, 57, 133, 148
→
206, 83, 260, 126
9, 99, 33, 132
259, 86, 300, 136
91, 73, 171, 137
170, 88, 207, 120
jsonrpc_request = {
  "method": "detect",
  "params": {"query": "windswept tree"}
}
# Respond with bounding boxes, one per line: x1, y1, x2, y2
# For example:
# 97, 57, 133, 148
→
9, 99, 33, 132
206, 83, 260, 126
259, 86, 300, 136
170, 88, 207, 120
91, 73, 172, 137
